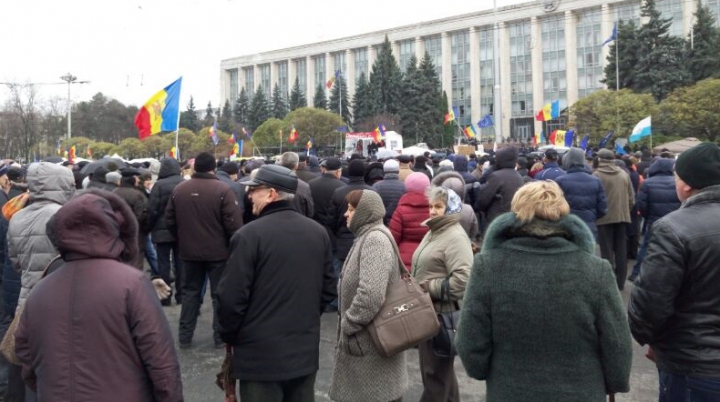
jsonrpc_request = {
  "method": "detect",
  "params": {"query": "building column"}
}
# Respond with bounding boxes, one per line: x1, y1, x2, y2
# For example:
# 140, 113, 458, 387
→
307, 56, 315, 107
253, 64, 260, 94
600, 3, 612, 89
346, 49, 355, 102
271, 62, 279, 93
415, 36, 425, 61
288, 58, 297, 95
368, 45, 377, 71
239, 65, 247, 93
531, 17, 545, 138
469, 27, 481, 130
684, 0, 697, 39
392, 40, 400, 61
441, 32, 452, 104
499, 22, 511, 142
565, 10, 579, 109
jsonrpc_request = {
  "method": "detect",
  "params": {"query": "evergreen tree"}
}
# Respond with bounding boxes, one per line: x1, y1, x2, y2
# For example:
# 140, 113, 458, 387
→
234, 87, 250, 126
202, 101, 215, 127
313, 84, 327, 110
368, 35, 403, 115
602, 21, 640, 90
352, 73, 373, 127
248, 85, 270, 130
687, 1, 720, 82
218, 99, 233, 133
271, 83, 288, 119
417, 53, 445, 145
634, 0, 692, 100
289, 77, 307, 111
437, 91, 455, 148
179, 96, 200, 132
328, 74, 352, 125
400, 55, 423, 144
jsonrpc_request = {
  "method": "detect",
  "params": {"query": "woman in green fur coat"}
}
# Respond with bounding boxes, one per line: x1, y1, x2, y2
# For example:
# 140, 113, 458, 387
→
456, 181, 633, 402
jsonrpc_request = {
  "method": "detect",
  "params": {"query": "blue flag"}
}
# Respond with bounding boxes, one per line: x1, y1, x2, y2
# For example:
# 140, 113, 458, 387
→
579, 135, 589, 150
452, 106, 460, 119
478, 114, 494, 128
598, 131, 614, 148
564, 129, 575, 147
602, 22, 618, 46
615, 142, 627, 155
336, 126, 348, 133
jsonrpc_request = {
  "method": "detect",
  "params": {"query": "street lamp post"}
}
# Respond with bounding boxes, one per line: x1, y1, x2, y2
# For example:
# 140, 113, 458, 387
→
60, 73, 89, 139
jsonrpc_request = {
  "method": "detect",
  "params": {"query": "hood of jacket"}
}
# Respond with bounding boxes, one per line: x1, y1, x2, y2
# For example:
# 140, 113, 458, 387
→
482, 212, 596, 254
432, 171, 467, 202
47, 189, 139, 263
596, 159, 622, 175
453, 155, 468, 172
348, 190, 386, 236
646, 158, 674, 178
158, 158, 181, 179
495, 147, 518, 169
562, 147, 586, 170
27, 162, 76, 204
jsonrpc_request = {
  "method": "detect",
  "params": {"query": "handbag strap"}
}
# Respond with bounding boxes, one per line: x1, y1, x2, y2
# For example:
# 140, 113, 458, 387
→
355, 227, 408, 279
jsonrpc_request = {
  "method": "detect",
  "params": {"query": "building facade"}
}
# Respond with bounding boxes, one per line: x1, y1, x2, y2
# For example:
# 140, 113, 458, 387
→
221, 0, 705, 142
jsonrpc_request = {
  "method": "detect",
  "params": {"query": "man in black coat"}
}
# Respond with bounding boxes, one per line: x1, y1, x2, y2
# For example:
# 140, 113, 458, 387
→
216, 162, 243, 208
296, 155, 318, 183
308, 157, 345, 245
630, 143, 720, 399
147, 158, 185, 305
474, 146, 524, 225
279, 152, 314, 218
217, 165, 335, 402
371, 159, 406, 225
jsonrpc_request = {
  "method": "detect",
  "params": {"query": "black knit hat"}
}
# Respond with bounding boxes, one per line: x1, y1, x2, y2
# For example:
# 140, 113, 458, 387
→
675, 142, 720, 190
348, 160, 366, 177
194, 152, 217, 173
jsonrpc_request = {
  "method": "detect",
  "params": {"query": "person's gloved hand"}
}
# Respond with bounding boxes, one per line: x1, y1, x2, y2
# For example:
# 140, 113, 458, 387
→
151, 278, 172, 300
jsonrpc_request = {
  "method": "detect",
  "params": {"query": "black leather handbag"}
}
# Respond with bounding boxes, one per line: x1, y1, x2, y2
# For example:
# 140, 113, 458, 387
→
431, 279, 461, 357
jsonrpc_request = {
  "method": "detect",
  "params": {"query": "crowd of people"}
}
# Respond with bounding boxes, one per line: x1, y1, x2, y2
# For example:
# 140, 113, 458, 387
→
0, 140, 716, 401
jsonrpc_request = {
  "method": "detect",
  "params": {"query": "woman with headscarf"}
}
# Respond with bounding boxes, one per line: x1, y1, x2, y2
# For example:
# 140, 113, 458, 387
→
330, 190, 408, 402
389, 172, 430, 271
455, 181, 632, 402
411, 186, 473, 402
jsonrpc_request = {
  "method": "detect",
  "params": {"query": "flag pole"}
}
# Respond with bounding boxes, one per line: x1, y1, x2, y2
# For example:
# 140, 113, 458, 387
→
338, 71, 342, 123
615, 26, 620, 140
174, 108, 181, 161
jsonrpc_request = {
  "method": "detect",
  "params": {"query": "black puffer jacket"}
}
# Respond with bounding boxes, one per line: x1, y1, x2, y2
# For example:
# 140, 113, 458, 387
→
372, 173, 406, 226
636, 159, 680, 228
629, 184, 720, 377
330, 177, 373, 260
474, 147, 524, 224
147, 159, 184, 243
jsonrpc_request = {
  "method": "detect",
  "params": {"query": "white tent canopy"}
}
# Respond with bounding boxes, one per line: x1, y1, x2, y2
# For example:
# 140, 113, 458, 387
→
401, 144, 434, 156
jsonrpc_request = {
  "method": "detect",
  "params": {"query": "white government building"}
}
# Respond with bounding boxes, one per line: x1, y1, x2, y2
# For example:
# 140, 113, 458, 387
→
220, 0, 716, 143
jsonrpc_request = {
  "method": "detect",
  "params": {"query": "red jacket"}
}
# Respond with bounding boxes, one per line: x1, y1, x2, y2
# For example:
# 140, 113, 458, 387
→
389, 191, 429, 271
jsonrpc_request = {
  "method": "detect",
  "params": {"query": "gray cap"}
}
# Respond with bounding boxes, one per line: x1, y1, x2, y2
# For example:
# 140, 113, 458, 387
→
244, 165, 298, 194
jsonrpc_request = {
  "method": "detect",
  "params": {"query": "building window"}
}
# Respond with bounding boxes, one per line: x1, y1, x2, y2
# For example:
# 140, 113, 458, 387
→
656, 0, 684, 37
577, 9, 604, 98
228, 69, 238, 102
244, 67, 254, 100
479, 27, 494, 138
509, 20, 533, 118
614, 1, 641, 25
295, 58, 306, 94
424, 35, 443, 84
451, 30, 471, 127
314, 55, 326, 91
705, 0, 720, 27
277, 61, 288, 100
399, 39, 415, 72
333, 52, 346, 75
542, 15, 567, 112
354, 48, 368, 80
260, 64, 271, 99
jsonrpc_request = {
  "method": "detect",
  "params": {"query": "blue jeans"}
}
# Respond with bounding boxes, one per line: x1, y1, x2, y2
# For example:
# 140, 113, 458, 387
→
659, 370, 720, 402
145, 235, 159, 276
329, 257, 344, 310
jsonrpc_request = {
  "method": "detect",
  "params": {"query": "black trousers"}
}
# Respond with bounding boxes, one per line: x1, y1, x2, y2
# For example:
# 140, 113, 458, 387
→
155, 242, 183, 303
598, 223, 628, 290
178, 260, 224, 345
239, 372, 316, 402
418, 338, 460, 402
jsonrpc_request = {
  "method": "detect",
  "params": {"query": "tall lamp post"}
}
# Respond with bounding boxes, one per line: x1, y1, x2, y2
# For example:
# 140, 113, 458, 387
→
60, 73, 89, 139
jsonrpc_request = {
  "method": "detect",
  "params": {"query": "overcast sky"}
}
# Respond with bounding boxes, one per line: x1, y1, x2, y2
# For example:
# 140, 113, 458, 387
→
1, 0, 525, 110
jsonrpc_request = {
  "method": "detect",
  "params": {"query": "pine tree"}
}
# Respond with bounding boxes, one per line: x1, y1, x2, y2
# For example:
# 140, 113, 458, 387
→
438, 91, 455, 148
289, 77, 307, 111
400, 55, 423, 145
634, 0, 692, 100
687, 1, 720, 82
271, 83, 288, 119
328, 74, 351, 125
368, 35, 403, 115
218, 100, 233, 133
602, 21, 640, 90
352, 73, 373, 127
248, 85, 270, 130
313, 84, 327, 110
179, 96, 200, 132
234, 87, 250, 126
202, 101, 215, 127
417, 53, 444, 146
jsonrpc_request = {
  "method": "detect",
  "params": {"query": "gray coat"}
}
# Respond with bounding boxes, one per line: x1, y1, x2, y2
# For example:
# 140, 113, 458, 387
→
329, 190, 408, 402
8, 162, 75, 312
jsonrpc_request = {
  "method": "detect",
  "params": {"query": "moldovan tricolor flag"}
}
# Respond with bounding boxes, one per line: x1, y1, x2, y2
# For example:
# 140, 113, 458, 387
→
134, 77, 182, 140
